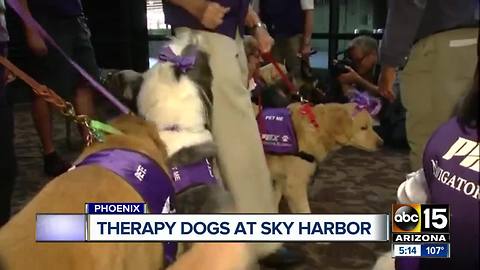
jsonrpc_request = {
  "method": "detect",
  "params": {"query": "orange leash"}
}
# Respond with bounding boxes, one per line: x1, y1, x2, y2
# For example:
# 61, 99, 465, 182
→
0, 56, 95, 145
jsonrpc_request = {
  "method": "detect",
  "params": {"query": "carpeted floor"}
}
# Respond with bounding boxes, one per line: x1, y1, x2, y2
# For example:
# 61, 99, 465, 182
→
10, 102, 409, 270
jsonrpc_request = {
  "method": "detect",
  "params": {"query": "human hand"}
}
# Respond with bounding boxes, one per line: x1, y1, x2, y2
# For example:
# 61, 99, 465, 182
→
300, 42, 311, 58
3, 69, 16, 86
253, 26, 274, 54
25, 29, 48, 57
338, 65, 360, 85
199, 1, 230, 30
378, 66, 397, 102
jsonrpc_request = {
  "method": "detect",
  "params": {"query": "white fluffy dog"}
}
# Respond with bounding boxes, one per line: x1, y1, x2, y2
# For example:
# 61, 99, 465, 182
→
137, 37, 216, 167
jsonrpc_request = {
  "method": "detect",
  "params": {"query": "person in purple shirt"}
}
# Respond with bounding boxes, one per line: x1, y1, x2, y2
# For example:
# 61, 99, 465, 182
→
17, 0, 99, 177
163, 0, 302, 267
394, 68, 479, 270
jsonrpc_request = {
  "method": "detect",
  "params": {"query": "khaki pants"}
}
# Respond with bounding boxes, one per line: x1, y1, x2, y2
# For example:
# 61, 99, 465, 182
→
271, 34, 303, 81
175, 28, 281, 258
401, 28, 478, 170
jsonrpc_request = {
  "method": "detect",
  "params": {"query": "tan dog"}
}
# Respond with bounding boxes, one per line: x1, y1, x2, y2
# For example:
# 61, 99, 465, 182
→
259, 103, 383, 213
0, 115, 253, 270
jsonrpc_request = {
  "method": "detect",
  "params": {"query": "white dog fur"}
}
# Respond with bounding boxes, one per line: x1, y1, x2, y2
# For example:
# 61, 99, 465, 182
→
371, 169, 429, 270
137, 37, 213, 159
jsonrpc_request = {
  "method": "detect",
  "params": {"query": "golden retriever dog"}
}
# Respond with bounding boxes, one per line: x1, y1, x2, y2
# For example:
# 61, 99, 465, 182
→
0, 115, 253, 270
103, 66, 384, 216
258, 102, 383, 213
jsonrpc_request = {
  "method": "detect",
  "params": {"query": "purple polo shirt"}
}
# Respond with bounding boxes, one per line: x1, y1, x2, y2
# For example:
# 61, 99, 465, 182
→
260, 0, 304, 38
163, 0, 249, 39
28, 0, 83, 17
397, 117, 479, 270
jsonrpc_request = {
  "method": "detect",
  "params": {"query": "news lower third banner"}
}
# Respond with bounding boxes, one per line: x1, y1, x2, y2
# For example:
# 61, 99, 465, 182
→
36, 204, 389, 242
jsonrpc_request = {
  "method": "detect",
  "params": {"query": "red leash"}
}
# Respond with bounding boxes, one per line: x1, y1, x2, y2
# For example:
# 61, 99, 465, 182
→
261, 52, 298, 95
260, 52, 319, 128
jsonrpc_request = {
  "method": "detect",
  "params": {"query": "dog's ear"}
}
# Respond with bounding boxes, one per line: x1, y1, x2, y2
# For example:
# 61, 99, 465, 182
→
326, 106, 354, 145
343, 103, 359, 115
104, 70, 144, 112
109, 115, 165, 150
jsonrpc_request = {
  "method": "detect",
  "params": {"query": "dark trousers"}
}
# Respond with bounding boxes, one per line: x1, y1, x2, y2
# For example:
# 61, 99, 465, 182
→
0, 43, 16, 227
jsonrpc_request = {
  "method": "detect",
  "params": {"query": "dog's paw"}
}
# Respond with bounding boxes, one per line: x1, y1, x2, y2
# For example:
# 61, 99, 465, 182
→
169, 142, 217, 167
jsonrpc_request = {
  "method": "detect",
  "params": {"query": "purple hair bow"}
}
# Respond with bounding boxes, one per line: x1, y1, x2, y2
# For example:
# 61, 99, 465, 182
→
350, 89, 382, 116
158, 46, 196, 73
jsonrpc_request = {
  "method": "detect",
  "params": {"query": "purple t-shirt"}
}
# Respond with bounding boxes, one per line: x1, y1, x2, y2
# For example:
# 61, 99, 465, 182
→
163, 0, 249, 39
29, 0, 83, 17
398, 117, 479, 269
260, 0, 304, 38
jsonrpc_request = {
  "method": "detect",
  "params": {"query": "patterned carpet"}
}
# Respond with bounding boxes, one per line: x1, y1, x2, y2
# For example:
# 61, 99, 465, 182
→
10, 103, 410, 270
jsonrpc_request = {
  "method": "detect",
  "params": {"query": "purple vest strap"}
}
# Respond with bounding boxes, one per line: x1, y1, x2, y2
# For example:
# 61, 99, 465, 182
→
258, 108, 298, 154
171, 159, 217, 194
74, 149, 177, 264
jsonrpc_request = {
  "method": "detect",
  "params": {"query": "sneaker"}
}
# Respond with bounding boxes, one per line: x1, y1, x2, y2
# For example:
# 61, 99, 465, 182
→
259, 247, 304, 268
43, 151, 71, 177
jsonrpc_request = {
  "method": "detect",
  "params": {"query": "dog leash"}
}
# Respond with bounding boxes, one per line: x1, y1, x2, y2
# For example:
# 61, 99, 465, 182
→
0, 56, 121, 145
261, 52, 299, 97
6, 0, 131, 115
260, 52, 319, 128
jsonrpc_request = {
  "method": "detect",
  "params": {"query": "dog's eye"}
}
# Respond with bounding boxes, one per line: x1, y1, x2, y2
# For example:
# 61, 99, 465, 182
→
361, 126, 368, 130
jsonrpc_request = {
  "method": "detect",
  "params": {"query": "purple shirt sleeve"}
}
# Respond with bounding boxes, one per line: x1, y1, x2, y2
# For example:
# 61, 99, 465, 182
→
395, 257, 421, 270
379, 0, 426, 67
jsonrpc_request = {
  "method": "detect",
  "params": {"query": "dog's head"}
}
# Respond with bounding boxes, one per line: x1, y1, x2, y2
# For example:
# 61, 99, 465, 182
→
86, 114, 167, 159
341, 103, 384, 151
297, 78, 329, 104
252, 80, 291, 108
102, 69, 145, 113
136, 40, 215, 167
289, 102, 383, 161
75, 114, 171, 175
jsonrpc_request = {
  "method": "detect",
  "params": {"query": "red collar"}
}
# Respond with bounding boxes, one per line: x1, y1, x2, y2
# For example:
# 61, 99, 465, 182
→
299, 103, 319, 128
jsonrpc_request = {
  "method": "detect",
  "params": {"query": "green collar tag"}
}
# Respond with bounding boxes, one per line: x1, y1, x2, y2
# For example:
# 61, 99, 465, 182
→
90, 120, 124, 142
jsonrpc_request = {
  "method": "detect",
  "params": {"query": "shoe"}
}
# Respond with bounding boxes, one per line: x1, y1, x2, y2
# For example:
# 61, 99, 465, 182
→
43, 151, 71, 177
259, 247, 304, 268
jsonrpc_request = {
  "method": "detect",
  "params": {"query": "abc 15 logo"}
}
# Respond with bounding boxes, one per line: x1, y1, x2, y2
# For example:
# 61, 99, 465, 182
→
392, 204, 450, 233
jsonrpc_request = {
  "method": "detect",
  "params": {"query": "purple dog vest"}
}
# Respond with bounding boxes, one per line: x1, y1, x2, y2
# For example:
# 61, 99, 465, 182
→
74, 149, 178, 264
171, 158, 216, 194
258, 108, 298, 154
74, 149, 219, 265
